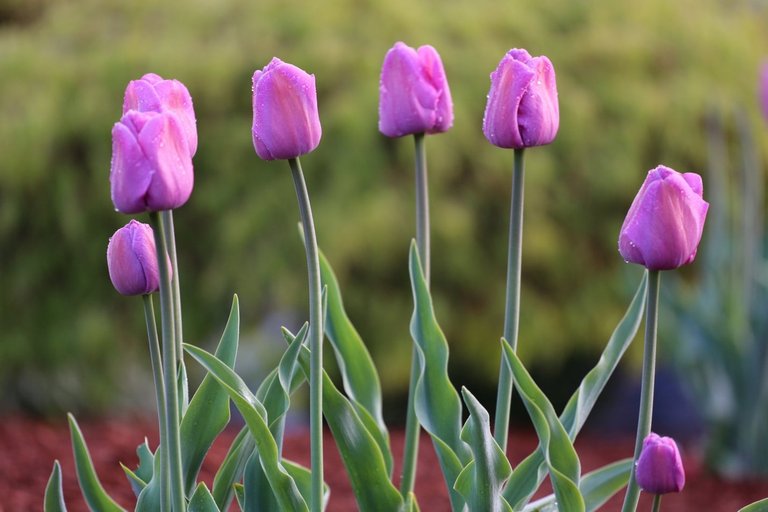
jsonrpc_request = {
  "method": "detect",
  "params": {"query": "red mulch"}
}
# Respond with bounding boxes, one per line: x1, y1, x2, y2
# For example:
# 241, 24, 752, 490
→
2, 416, 767, 511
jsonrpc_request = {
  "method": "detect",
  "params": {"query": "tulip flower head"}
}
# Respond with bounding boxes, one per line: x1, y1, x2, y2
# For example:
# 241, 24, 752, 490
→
619, 165, 709, 271
251, 58, 322, 161
378, 42, 453, 137
636, 433, 685, 495
123, 73, 198, 156
760, 62, 768, 123
110, 110, 194, 214
107, 220, 165, 296
483, 48, 559, 149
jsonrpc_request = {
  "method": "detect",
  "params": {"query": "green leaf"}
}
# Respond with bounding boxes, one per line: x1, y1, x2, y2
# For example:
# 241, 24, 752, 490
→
501, 341, 584, 512
504, 273, 647, 509
189, 482, 220, 512
181, 295, 240, 494
454, 388, 512, 512
408, 242, 470, 510
284, 459, 331, 511
288, 329, 403, 512
212, 426, 254, 511
122, 440, 154, 497
67, 414, 126, 512
134, 450, 162, 512
405, 492, 421, 512
184, 343, 308, 512
739, 498, 768, 512
44, 460, 67, 512
580, 458, 633, 512
319, 251, 388, 446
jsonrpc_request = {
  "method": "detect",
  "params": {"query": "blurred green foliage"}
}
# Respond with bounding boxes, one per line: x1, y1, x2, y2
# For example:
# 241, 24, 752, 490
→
1, 0, 766, 414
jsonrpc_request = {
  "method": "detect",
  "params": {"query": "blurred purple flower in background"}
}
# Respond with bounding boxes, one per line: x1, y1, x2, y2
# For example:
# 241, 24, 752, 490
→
378, 41, 453, 137
636, 433, 686, 494
760, 62, 768, 122
483, 48, 559, 149
251, 58, 322, 161
619, 165, 709, 271
107, 220, 164, 296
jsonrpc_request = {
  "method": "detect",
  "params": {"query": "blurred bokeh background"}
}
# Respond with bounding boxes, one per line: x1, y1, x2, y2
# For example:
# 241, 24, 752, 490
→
1, 0, 766, 431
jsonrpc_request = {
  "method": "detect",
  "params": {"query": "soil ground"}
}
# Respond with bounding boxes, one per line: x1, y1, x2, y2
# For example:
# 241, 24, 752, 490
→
2, 416, 767, 511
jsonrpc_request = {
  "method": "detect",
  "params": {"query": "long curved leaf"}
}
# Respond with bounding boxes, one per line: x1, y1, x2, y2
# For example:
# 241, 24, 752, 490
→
288, 328, 403, 512
212, 426, 254, 511
581, 458, 633, 512
408, 241, 470, 510
181, 295, 240, 494
454, 388, 512, 512
502, 341, 584, 512
67, 414, 126, 512
320, 252, 388, 443
740, 498, 768, 512
44, 460, 67, 512
504, 273, 647, 509
184, 343, 308, 512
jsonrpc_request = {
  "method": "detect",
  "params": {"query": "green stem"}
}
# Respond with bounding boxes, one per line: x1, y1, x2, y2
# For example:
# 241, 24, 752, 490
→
161, 210, 188, 413
494, 148, 525, 450
400, 132, 428, 497
622, 269, 661, 512
651, 494, 662, 512
150, 212, 186, 512
289, 157, 324, 512
142, 294, 170, 512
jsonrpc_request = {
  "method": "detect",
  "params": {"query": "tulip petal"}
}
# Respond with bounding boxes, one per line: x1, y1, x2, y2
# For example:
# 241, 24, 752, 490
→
483, 57, 535, 148
110, 119, 153, 214
137, 113, 194, 211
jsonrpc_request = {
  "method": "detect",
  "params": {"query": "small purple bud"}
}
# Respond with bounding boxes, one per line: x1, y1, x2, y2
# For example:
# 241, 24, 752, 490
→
483, 48, 559, 149
378, 42, 453, 138
618, 165, 709, 271
251, 58, 322, 161
107, 220, 165, 296
636, 433, 686, 495
123, 73, 198, 156
110, 110, 194, 214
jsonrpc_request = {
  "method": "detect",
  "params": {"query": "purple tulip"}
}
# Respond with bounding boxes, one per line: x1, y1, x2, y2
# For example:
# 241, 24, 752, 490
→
123, 73, 197, 156
251, 58, 322, 161
760, 62, 768, 122
619, 165, 709, 271
110, 110, 194, 214
483, 49, 559, 149
107, 220, 165, 296
378, 42, 453, 137
636, 433, 685, 495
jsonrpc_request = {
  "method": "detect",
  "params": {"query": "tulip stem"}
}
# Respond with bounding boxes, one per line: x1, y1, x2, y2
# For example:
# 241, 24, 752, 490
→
142, 294, 170, 512
161, 210, 188, 414
400, 132, 429, 497
622, 269, 661, 512
652, 495, 662, 512
494, 148, 525, 450
150, 212, 186, 512
289, 157, 324, 512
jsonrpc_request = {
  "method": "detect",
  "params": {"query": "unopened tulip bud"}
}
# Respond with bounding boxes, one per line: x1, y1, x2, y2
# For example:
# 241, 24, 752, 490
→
123, 73, 198, 156
110, 110, 194, 214
378, 42, 453, 137
251, 58, 322, 161
619, 165, 709, 271
636, 433, 686, 495
107, 220, 166, 296
483, 49, 559, 149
